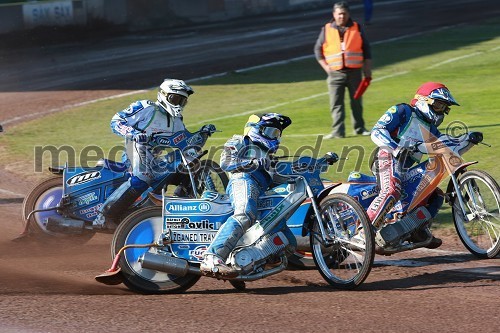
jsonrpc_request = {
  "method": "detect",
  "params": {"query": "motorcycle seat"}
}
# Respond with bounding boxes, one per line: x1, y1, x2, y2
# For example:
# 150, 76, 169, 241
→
347, 171, 376, 183
96, 159, 129, 172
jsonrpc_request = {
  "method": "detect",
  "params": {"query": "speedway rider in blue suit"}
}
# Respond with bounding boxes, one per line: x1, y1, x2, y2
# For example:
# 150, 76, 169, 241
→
93, 78, 212, 230
200, 113, 293, 277
367, 82, 460, 250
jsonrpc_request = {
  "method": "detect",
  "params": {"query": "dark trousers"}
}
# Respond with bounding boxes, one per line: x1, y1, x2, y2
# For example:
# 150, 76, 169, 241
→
327, 69, 365, 136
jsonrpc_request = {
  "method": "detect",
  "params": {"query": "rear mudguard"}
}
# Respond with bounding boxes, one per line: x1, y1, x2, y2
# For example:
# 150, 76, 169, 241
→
445, 161, 478, 204
301, 183, 342, 237
48, 166, 64, 175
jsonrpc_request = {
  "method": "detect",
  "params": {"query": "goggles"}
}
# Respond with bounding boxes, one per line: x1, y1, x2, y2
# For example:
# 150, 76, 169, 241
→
259, 126, 281, 140
166, 93, 188, 107
431, 99, 450, 114
415, 94, 451, 115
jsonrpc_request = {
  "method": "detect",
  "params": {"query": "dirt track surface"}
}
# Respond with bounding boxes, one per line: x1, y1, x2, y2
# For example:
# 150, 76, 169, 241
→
1, 1, 499, 332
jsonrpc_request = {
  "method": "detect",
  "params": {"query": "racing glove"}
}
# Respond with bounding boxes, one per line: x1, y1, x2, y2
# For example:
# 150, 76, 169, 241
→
200, 124, 217, 136
252, 157, 271, 170
133, 133, 149, 144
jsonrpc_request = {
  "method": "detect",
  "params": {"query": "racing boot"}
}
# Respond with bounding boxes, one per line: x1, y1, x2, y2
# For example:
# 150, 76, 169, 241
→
425, 236, 442, 249
91, 213, 118, 233
411, 227, 442, 249
92, 177, 148, 231
200, 254, 238, 278
200, 217, 244, 278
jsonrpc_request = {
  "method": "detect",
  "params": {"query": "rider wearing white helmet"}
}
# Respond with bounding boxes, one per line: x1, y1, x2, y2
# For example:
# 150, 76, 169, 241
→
157, 79, 194, 117
368, 82, 459, 251
93, 79, 194, 230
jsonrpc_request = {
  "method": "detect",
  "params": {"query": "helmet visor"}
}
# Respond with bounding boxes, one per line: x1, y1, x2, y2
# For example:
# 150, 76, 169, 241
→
166, 93, 188, 107
260, 126, 281, 140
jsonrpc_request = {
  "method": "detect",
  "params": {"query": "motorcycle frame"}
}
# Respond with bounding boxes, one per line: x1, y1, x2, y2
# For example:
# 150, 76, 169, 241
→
413, 139, 477, 222
155, 157, 335, 266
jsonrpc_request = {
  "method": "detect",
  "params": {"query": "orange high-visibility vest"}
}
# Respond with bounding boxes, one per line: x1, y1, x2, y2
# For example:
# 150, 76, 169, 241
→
322, 22, 364, 70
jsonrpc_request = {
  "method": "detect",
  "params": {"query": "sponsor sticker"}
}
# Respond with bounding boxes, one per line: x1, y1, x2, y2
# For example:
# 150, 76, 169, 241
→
189, 245, 208, 260
171, 231, 217, 243
350, 172, 361, 179
76, 191, 99, 207
156, 137, 171, 146
165, 202, 212, 213
187, 133, 204, 146
173, 132, 186, 145
258, 198, 273, 209
449, 156, 462, 167
165, 218, 217, 230
66, 171, 101, 186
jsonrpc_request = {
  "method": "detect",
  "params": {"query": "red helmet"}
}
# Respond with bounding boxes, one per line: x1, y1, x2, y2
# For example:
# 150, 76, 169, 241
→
410, 82, 459, 125
410, 82, 459, 107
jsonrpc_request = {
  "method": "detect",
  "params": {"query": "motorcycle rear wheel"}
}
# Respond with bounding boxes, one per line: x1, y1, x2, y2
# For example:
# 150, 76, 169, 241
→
311, 193, 374, 289
452, 170, 500, 258
21, 175, 95, 243
112, 206, 200, 294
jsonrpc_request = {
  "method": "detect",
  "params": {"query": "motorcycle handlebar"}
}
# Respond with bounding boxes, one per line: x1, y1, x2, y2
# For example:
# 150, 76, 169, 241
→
324, 152, 339, 165
468, 131, 483, 145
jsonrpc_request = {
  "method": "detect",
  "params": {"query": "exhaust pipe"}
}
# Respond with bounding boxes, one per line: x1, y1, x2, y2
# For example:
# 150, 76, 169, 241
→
46, 216, 86, 234
295, 236, 311, 252
139, 252, 202, 276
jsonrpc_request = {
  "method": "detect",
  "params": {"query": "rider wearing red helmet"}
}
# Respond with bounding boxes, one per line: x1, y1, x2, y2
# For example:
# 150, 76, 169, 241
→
368, 82, 459, 251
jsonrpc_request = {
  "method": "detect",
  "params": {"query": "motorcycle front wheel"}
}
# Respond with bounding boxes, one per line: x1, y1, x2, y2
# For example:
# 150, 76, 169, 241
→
193, 159, 229, 195
452, 170, 500, 258
310, 193, 374, 289
163, 159, 229, 198
112, 206, 200, 294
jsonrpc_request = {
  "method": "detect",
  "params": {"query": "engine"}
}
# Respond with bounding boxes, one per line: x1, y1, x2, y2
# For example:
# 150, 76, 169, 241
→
229, 231, 290, 273
375, 206, 431, 247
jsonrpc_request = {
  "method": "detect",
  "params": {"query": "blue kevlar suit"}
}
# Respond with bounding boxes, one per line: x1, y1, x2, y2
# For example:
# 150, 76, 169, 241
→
204, 134, 296, 263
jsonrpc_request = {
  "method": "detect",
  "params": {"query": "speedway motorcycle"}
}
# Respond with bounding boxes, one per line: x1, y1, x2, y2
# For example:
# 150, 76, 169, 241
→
96, 152, 375, 292
330, 130, 500, 259
21, 127, 228, 242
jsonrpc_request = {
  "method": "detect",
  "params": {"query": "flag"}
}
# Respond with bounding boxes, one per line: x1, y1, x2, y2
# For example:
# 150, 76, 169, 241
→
354, 77, 372, 99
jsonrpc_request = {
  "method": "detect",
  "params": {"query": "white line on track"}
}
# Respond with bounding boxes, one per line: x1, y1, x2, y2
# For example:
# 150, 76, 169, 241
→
2, 90, 148, 125
191, 70, 410, 127
426, 52, 482, 69
0, 188, 24, 197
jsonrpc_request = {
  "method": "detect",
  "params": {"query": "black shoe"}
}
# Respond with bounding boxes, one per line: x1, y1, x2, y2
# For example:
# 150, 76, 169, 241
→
375, 245, 386, 255
425, 236, 442, 249
229, 280, 246, 291
411, 228, 442, 249
356, 129, 371, 136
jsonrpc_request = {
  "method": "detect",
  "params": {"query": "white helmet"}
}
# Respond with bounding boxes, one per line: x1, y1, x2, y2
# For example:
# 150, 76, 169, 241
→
157, 79, 194, 117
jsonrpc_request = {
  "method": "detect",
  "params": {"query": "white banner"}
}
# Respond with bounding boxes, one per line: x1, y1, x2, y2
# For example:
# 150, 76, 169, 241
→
23, 1, 74, 28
